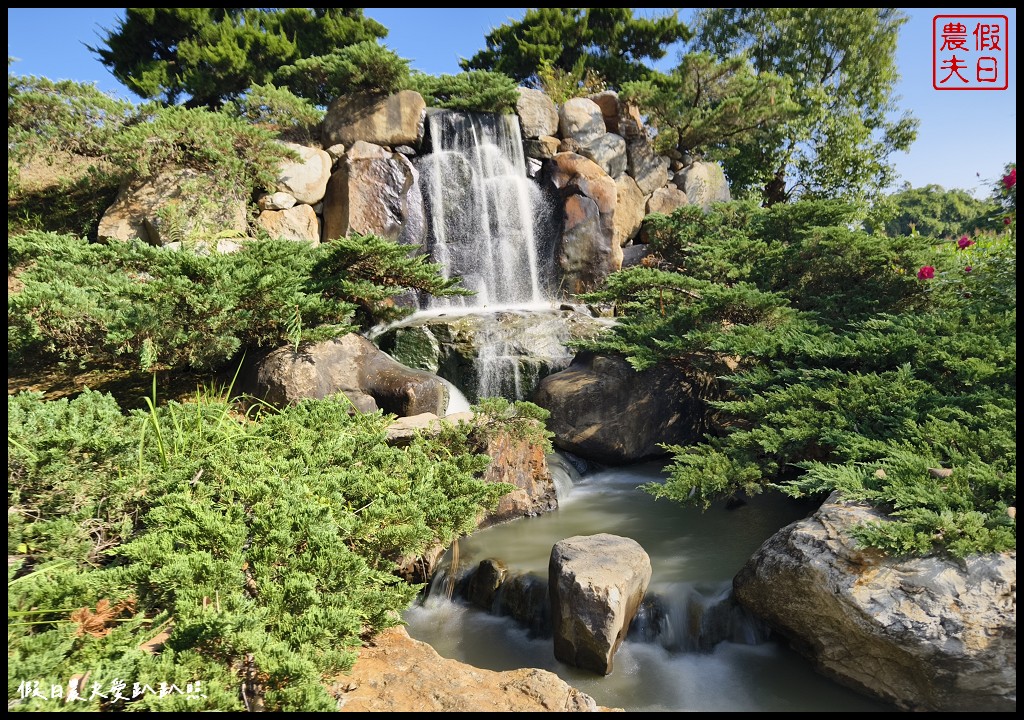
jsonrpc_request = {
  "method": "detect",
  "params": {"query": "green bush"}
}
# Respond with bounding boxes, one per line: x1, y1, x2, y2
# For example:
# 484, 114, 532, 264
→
579, 199, 1016, 558
643, 200, 930, 326
105, 104, 295, 201
8, 232, 469, 373
7, 71, 134, 175
534, 58, 606, 105
864, 184, 1002, 239
407, 70, 520, 114
221, 83, 324, 144
274, 41, 411, 107
8, 387, 513, 711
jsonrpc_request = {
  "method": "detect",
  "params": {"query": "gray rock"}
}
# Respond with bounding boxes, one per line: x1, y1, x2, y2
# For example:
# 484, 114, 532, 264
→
646, 185, 690, 216
258, 191, 297, 211
272, 141, 332, 205
532, 352, 701, 464
587, 91, 621, 134
549, 533, 652, 675
524, 135, 561, 161
733, 492, 1017, 711
579, 132, 627, 179
255, 204, 321, 245
516, 87, 559, 138
322, 90, 426, 148
558, 98, 607, 146
613, 174, 647, 247
98, 168, 247, 245
321, 142, 420, 242
676, 161, 731, 211
546, 152, 621, 294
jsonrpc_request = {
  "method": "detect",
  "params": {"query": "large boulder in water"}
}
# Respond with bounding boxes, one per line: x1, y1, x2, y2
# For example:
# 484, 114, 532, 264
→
733, 491, 1016, 711
531, 352, 701, 464
549, 533, 652, 675
241, 333, 448, 417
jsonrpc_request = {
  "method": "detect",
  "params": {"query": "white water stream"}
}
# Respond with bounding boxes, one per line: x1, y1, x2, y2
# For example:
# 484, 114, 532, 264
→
418, 110, 546, 309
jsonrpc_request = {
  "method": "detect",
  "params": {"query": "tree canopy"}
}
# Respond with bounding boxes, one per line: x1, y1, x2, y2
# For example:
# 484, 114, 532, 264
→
619, 52, 799, 164
865, 184, 1002, 239
459, 8, 690, 90
692, 8, 919, 205
88, 8, 389, 109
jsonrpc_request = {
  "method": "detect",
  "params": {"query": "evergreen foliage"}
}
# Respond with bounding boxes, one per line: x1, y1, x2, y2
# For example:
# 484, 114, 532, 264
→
7, 70, 134, 169
865, 184, 1003, 239
460, 8, 690, 90
6, 68, 132, 200
8, 69, 300, 234
619, 52, 798, 160
533, 57, 607, 104
8, 387, 514, 711
274, 41, 411, 108
88, 9, 389, 109
221, 83, 325, 144
406, 70, 520, 114
466, 397, 554, 453
105, 104, 295, 202
8, 232, 468, 373
578, 199, 1015, 558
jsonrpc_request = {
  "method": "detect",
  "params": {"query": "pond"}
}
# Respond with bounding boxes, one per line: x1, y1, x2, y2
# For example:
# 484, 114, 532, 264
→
403, 457, 895, 712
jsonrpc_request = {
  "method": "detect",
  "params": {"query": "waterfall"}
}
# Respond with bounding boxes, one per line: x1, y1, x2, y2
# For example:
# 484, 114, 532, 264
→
418, 110, 547, 309
441, 378, 472, 416
628, 582, 771, 652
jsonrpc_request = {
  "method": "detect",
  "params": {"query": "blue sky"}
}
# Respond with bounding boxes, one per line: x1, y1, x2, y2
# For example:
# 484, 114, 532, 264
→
8, 7, 1017, 198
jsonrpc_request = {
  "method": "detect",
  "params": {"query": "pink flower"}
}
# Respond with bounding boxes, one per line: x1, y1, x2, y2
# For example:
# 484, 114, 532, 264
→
964, 266, 973, 273
1003, 168, 1016, 189
957, 235, 975, 249
917, 266, 935, 280
1005, 216, 1014, 225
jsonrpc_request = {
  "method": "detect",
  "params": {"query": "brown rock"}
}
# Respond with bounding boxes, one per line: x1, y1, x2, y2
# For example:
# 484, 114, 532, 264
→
322, 90, 426, 148
332, 626, 621, 712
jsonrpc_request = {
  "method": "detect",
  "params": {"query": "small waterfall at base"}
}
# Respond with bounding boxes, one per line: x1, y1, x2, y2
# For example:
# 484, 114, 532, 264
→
628, 581, 771, 652
403, 460, 893, 712
418, 109, 549, 309
546, 450, 581, 505
441, 378, 472, 416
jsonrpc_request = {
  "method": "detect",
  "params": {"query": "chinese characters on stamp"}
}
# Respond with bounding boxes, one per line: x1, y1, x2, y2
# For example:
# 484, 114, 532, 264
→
933, 15, 1010, 90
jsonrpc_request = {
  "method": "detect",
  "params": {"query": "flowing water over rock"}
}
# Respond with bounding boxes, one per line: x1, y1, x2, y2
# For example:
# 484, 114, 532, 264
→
371, 107, 583, 403
417, 110, 551, 308
388, 108, 895, 711
403, 459, 894, 712
371, 306, 611, 403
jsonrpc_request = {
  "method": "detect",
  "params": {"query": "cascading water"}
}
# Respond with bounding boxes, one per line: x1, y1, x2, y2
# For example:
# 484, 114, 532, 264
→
386, 109, 895, 712
418, 110, 548, 309
403, 460, 894, 712
375, 107, 578, 403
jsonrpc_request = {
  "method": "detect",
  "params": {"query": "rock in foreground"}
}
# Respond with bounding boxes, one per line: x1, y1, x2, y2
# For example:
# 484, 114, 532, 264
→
331, 626, 621, 712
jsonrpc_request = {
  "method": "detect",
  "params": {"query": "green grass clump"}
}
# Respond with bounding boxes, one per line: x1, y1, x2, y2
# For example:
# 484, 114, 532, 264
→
8, 385, 513, 711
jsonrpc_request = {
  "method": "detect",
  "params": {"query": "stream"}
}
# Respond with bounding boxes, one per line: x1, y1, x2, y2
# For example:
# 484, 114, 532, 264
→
402, 456, 895, 712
